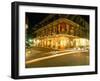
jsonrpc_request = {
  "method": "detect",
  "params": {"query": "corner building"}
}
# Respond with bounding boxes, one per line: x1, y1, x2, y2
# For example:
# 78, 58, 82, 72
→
33, 16, 89, 50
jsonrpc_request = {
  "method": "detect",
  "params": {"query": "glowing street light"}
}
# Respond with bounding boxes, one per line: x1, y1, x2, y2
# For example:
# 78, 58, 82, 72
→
28, 38, 33, 43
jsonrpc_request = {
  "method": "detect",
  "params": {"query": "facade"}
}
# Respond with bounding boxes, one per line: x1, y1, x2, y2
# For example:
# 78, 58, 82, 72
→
32, 17, 89, 50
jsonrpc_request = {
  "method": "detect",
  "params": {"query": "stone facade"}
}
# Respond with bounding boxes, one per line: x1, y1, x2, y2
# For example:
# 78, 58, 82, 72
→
33, 18, 89, 50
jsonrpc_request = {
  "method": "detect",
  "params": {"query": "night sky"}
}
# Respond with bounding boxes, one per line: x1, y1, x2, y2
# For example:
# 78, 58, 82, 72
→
26, 13, 49, 38
26, 13, 49, 28
26, 12, 89, 38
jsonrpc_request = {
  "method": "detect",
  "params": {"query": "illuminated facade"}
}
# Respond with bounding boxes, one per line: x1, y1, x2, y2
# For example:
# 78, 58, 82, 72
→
33, 18, 89, 50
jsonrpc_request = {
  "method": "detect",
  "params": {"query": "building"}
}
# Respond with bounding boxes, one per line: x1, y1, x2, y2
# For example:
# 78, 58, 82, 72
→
32, 15, 89, 50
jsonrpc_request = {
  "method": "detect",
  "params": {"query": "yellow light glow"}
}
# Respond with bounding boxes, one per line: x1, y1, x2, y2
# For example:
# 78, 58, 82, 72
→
74, 38, 89, 47
33, 35, 89, 50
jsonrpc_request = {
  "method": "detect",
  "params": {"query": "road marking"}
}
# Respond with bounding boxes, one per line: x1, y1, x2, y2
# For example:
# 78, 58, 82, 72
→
26, 50, 88, 64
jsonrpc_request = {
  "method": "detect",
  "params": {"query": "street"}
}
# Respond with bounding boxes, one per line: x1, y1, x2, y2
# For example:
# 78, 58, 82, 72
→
25, 47, 89, 68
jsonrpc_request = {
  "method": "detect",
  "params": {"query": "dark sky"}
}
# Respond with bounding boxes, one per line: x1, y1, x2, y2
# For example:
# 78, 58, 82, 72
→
26, 13, 49, 37
26, 12, 89, 37
26, 13, 49, 28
